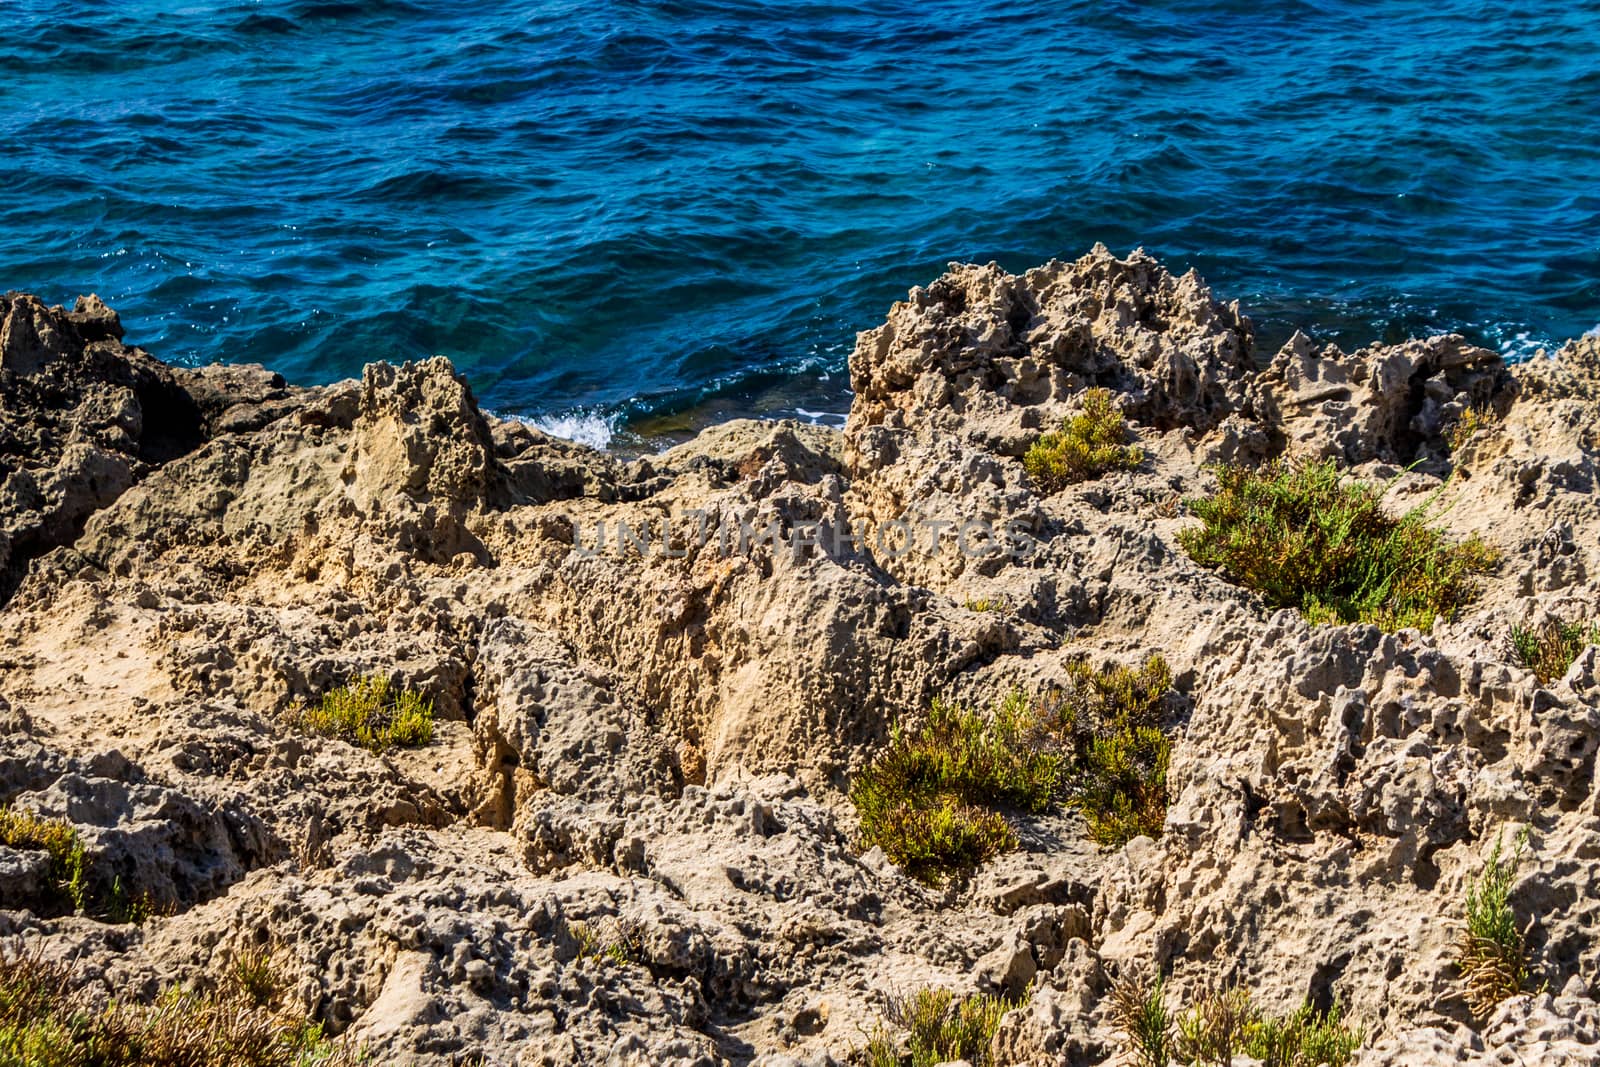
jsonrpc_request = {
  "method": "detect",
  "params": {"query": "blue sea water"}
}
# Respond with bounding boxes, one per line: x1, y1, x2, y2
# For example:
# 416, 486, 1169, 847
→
2, 1, 1597, 445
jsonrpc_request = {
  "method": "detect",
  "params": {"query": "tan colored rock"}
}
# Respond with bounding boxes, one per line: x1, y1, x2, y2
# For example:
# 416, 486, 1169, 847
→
3, 252, 1599, 1065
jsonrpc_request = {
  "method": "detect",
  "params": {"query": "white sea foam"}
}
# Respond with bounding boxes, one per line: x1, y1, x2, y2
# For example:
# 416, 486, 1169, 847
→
1493, 327, 1554, 364
794, 407, 848, 426
520, 410, 620, 450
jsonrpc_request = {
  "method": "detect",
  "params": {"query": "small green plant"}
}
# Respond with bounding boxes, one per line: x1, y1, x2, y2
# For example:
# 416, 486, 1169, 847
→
859, 987, 1025, 1067
0, 946, 355, 1067
854, 659, 1179, 874
290, 675, 434, 753
1179, 459, 1497, 631
230, 944, 287, 1010
1024, 387, 1144, 492
852, 693, 1062, 884
1175, 987, 1255, 1066
569, 921, 602, 960
963, 596, 1010, 614
104, 876, 161, 926
1445, 405, 1497, 453
859, 1032, 900, 1067
568, 920, 639, 968
1509, 618, 1600, 685
1110, 972, 1171, 1067
0, 807, 87, 913
1458, 830, 1535, 1018
1040, 656, 1174, 847
1243, 1000, 1364, 1067
1109, 974, 1362, 1067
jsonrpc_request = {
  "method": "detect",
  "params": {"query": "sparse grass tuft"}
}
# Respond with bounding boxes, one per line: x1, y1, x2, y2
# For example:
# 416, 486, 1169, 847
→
1110, 972, 1171, 1067
104, 876, 162, 926
229, 944, 288, 1010
859, 1033, 900, 1067
1509, 618, 1600, 685
0, 946, 355, 1067
859, 987, 1025, 1067
852, 693, 1062, 884
289, 675, 434, 753
0, 807, 87, 913
1024, 387, 1144, 492
1446, 405, 1498, 453
1458, 830, 1535, 1019
1111, 975, 1362, 1067
1243, 1000, 1364, 1067
1179, 459, 1497, 631
1040, 656, 1174, 847
1175, 987, 1256, 1066
963, 596, 1010, 614
568, 920, 640, 968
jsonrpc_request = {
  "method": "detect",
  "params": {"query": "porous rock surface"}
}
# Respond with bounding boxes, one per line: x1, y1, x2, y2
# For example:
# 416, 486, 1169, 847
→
1, 249, 1598, 1065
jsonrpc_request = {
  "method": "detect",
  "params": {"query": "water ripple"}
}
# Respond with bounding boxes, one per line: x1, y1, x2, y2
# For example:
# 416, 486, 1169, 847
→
1, 0, 1597, 434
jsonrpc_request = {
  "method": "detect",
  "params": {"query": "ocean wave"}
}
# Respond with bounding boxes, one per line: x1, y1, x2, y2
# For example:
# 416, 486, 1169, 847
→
518, 410, 621, 451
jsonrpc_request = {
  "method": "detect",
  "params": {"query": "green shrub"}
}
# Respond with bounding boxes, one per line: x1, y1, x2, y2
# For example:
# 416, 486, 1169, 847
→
1024, 387, 1144, 492
1179, 460, 1497, 631
290, 675, 434, 753
1111, 976, 1362, 1067
1458, 831, 1535, 1019
855, 659, 1178, 875
855, 801, 1018, 885
859, 987, 1025, 1067
1110, 973, 1171, 1067
0, 948, 354, 1067
1243, 1000, 1364, 1067
1175, 987, 1256, 1066
1510, 618, 1600, 685
229, 945, 288, 1010
0, 808, 86, 913
1040, 656, 1174, 847
852, 693, 1061, 884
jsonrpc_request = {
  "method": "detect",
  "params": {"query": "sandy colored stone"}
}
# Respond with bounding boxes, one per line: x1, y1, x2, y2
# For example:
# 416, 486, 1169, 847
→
2, 252, 1598, 1064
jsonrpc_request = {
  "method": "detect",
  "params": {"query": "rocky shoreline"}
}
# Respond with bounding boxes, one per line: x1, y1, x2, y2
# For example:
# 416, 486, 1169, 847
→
2, 246, 1598, 1065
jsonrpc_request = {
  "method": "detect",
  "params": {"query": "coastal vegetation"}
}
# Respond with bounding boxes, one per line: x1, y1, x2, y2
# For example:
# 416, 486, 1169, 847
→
1043, 656, 1174, 847
851, 693, 1059, 884
1023, 387, 1144, 491
229, 944, 289, 1010
0, 947, 354, 1067
1458, 831, 1536, 1018
1112, 973, 1362, 1067
1179, 460, 1497, 630
853, 657, 1176, 881
289, 675, 435, 753
568, 920, 641, 968
859, 987, 1026, 1067
0, 807, 86, 914
1446, 404, 1498, 453
1111, 973, 1172, 1067
0, 808, 161, 923
1509, 617, 1599, 684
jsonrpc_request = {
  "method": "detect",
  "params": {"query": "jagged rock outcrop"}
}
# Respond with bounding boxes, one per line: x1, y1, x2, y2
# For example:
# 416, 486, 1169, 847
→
0, 293, 207, 602
1253, 331, 1517, 467
2, 251, 1599, 1065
